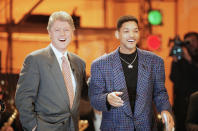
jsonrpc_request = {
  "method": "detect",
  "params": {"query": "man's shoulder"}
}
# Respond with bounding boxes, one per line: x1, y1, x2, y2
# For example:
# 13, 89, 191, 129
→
92, 51, 115, 66
68, 52, 85, 64
28, 46, 49, 57
21, 47, 51, 65
139, 48, 163, 61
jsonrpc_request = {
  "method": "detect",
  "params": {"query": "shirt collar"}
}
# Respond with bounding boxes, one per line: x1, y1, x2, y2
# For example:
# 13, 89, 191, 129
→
50, 43, 68, 59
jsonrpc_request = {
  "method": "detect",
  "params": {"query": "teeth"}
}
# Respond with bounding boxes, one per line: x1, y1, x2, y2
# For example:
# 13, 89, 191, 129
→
128, 40, 134, 42
59, 38, 65, 41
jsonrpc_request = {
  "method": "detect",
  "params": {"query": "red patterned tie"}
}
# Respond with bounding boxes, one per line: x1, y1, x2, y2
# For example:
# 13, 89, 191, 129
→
61, 56, 74, 109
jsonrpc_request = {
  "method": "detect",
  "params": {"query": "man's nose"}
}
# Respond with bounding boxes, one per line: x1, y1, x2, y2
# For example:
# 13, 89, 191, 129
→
129, 32, 134, 37
60, 30, 65, 35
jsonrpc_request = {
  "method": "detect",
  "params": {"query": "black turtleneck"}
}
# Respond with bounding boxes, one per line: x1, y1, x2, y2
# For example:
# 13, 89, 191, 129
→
119, 49, 138, 113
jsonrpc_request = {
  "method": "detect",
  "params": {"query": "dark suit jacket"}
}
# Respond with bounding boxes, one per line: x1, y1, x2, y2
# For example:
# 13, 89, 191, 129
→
15, 45, 88, 131
89, 48, 172, 131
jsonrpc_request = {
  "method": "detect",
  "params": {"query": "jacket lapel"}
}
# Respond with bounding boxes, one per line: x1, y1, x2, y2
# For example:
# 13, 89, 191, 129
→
134, 48, 149, 117
112, 48, 133, 117
46, 46, 70, 108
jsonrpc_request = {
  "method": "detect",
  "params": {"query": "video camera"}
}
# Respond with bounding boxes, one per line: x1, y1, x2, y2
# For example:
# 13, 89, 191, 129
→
168, 35, 190, 60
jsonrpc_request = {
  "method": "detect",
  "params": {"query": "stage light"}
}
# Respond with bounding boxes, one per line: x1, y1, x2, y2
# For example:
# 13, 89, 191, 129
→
148, 10, 162, 25
147, 35, 161, 50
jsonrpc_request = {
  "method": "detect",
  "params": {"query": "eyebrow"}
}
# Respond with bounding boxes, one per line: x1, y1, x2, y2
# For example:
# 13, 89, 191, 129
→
123, 27, 139, 30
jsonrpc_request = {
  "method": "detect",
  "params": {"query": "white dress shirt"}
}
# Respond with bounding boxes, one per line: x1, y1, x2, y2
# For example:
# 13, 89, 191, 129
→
50, 43, 76, 93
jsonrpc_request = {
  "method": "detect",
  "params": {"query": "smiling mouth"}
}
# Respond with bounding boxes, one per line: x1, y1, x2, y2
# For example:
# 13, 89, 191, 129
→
128, 40, 135, 42
59, 39, 66, 42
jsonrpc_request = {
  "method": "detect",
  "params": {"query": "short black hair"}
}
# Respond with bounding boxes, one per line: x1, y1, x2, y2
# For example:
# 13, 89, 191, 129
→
184, 32, 198, 40
117, 15, 139, 30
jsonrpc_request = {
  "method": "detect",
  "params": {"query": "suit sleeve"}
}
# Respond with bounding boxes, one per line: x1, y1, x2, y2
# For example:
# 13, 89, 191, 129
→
81, 62, 89, 100
15, 55, 39, 131
89, 62, 109, 111
153, 58, 172, 113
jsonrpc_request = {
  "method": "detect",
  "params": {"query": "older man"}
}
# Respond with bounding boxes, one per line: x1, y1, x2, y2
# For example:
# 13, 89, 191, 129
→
15, 11, 88, 131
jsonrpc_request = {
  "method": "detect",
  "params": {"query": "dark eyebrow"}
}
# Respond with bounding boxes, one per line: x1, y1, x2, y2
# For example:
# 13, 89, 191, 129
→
123, 27, 139, 30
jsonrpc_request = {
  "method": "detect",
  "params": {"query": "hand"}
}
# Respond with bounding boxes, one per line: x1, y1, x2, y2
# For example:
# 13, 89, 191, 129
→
182, 47, 192, 62
107, 92, 124, 107
32, 125, 37, 131
172, 56, 178, 62
161, 110, 175, 131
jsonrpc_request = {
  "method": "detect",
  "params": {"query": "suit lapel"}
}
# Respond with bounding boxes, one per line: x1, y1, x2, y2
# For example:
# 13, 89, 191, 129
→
112, 48, 133, 117
134, 48, 149, 117
46, 46, 70, 108
112, 49, 127, 91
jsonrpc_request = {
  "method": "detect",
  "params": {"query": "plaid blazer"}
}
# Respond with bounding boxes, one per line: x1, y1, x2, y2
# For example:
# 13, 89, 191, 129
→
89, 48, 172, 131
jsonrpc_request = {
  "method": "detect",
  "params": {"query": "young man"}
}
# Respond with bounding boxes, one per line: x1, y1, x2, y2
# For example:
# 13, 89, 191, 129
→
89, 15, 174, 131
15, 11, 88, 131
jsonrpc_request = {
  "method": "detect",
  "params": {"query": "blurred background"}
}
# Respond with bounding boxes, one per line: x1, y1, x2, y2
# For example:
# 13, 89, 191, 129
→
0, 0, 197, 130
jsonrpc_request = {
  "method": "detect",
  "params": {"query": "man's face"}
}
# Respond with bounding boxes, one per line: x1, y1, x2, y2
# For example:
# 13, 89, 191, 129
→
185, 35, 198, 54
49, 20, 74, 53
116, 21, 140, 54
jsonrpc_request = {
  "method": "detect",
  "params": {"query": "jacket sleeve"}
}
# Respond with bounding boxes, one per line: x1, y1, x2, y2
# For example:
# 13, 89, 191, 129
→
88, 62, 109, 111
81, 61, 89, 101
15, 55, 39, 131
153, 58, 172, 113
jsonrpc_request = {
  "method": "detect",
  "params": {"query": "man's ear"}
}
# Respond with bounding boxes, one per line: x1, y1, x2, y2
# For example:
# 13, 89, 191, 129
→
48, 31, 51, 40
115, 30, 119, 39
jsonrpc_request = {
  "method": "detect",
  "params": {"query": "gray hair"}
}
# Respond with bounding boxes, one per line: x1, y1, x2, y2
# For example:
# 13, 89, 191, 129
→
47, 11, 75, 31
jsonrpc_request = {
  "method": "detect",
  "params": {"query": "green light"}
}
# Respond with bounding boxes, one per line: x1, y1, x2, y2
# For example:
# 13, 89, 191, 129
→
148, 10, 162, 25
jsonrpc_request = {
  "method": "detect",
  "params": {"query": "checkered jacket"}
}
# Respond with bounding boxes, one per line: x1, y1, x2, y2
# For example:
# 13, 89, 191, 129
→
89, 48, 172, 131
